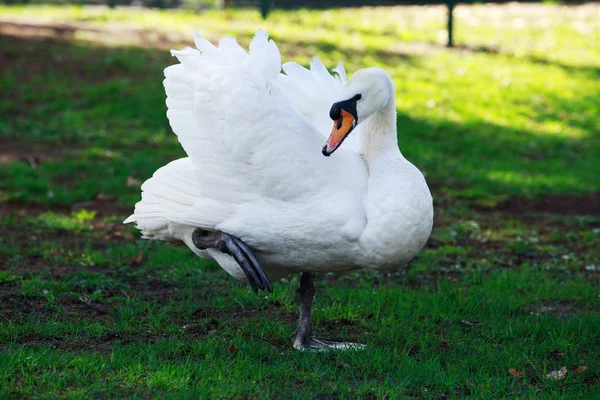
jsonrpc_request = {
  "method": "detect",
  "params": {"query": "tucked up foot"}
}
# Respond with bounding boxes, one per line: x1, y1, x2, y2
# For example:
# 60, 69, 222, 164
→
294, 272, 367, 352
192, 228, 272, 293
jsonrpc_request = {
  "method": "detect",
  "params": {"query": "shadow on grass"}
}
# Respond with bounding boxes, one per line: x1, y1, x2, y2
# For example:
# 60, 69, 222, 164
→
0, 32, 598, 210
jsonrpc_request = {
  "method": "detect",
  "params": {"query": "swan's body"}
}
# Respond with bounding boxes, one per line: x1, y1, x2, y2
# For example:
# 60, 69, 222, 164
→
125, 30, 433, 350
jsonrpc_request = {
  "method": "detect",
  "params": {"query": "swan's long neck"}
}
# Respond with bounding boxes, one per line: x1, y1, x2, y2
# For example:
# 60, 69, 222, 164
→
359, 101, 401, 167
358, 99, 433, 267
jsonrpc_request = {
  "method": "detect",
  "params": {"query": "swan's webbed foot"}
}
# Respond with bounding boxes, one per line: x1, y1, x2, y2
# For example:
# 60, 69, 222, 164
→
293, 335, 367, 352
293, 272, 367, 352
192, 228, 272, 293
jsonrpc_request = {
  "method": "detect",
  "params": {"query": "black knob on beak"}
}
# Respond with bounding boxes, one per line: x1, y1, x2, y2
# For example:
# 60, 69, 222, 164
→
329, 98, 358, 122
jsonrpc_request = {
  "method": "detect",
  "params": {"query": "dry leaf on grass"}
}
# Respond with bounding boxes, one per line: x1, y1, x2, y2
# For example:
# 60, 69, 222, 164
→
508, 368, 523, 377
130, 253, 145, 265
573, 366, 588, 374
127, 176, 140, 187
545, 366, 567, 380
460, 320, 482, 326
95, 192, 115, 201
109, 231, 134, 241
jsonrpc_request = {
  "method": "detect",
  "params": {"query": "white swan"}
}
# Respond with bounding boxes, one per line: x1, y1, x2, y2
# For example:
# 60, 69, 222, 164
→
124, 30, 433, 351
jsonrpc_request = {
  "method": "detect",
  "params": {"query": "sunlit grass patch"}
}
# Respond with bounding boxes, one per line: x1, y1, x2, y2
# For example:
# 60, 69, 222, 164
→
34, 209, 96, 232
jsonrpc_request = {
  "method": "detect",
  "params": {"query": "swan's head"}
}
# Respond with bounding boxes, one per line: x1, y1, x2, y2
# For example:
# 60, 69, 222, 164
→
323, 68, 395, 156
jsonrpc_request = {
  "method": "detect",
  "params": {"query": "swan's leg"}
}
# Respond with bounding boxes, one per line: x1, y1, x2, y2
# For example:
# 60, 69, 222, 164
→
192, 229, 272, 293
293, 272, 367, 351
293, 272, 317, 349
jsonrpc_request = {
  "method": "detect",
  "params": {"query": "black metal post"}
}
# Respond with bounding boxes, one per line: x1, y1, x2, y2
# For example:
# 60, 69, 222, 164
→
447, 0, 455, 48
260, 0, 271, 19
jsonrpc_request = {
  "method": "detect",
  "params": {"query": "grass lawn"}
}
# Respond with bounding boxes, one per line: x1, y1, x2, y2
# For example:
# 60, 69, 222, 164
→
1, 3, 599, 398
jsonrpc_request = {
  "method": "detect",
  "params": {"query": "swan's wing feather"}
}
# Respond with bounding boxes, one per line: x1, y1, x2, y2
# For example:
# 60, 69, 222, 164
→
277, 57, 361, 153
145, 31, 366, 234
332, 60, 347, 82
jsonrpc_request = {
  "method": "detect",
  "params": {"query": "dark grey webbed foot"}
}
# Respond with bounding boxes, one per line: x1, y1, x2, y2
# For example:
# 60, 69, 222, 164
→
192, 228, 272, 293
293, 272, 367, 352
293, 337, 367, 352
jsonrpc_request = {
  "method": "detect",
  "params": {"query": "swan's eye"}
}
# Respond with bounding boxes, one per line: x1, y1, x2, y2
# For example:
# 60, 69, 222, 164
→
352, 94, 362, 101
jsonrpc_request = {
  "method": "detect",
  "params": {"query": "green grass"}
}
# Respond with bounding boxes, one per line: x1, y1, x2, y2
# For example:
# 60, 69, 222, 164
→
0, 3, 599, 399
1, 212, 599, 398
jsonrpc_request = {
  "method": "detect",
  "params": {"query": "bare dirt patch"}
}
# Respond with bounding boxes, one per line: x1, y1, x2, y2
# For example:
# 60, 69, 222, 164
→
11, 330, 165, 354
475, 194, 600, 216
534, 301, 584, 318
0, 198, 130, 218
0, 21, 185, 51
0, 22, 80, 41
0, 292, 113, 319
0, 141, 76, 167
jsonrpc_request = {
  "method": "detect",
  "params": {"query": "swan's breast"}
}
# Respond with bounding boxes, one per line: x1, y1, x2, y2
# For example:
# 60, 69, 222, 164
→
358, 159, 434, 270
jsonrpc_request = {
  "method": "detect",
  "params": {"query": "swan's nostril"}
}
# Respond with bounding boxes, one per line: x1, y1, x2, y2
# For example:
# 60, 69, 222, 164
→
336, 118, 343, 130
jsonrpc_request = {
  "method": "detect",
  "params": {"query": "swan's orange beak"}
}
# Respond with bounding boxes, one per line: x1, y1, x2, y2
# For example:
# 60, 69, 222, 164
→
323, 110, 356, 156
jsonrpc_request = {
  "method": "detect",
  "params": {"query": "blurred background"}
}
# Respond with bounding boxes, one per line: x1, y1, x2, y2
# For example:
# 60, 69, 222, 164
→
0, 1, 599, 398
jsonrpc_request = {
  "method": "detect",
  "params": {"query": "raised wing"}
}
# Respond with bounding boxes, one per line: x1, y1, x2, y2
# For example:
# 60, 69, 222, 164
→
129, 30, 367, 236
277, 57, 362, 153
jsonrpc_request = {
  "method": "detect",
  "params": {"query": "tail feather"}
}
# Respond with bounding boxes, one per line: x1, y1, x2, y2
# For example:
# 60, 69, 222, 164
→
124, 158, 223, 240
